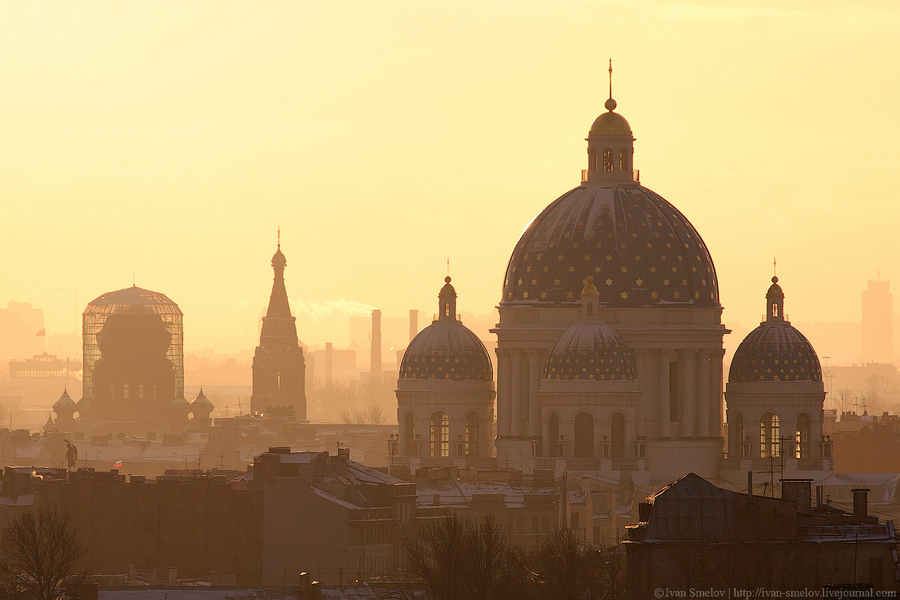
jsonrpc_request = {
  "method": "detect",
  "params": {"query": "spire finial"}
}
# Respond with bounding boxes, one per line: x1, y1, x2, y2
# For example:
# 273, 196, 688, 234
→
277, 226, 281, 250
773, 257, 778, 283
604, 58, 617, 111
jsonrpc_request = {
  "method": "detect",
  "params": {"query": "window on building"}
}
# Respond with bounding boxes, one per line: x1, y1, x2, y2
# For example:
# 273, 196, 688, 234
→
760, 413, 780, 458
611, 413, 626, 459
574, 412, 594, 458
796, 413, 810, 458
619, 148, 628, 172
430, 411, 449, 457
603, 149, 613, 172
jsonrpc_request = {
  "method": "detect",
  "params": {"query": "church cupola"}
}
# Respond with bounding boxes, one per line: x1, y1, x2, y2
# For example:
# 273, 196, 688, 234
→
584, 60, 637, 186
766, 276, 785, 322
439, 276, 457, 321
581, 276, 601, 317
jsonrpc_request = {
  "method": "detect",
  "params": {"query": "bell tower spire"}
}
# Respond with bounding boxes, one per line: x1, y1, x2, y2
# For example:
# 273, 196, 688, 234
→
252, 233, 307, 421
585, 59, 636, 186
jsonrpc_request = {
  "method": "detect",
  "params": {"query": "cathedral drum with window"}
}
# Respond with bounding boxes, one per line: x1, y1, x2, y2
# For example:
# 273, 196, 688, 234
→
493, 85, 726, 483
394, 277, 495, 469
723, 277, 832, 481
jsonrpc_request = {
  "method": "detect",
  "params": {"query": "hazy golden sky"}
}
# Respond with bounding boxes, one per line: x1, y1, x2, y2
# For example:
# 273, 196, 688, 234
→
3, 0, 899, 354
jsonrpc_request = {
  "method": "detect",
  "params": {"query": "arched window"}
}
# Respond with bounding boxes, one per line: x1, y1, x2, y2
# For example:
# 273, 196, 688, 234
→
602, 149, 614, 172
772, 303, 779, 318
733, 414, 745, 458
547, 413, 560, 457
619, 148, 628, 173
574, 412, 594, 458
796, 413, 810, 458
465, 412, 479, 457
404, 412, 416, 455
760, 413, 780, 458
586, 304, 593, 316
430, 411, 449, 458
588, 148, 598, 171
611, 413, 626, 459
444, 303, 450, 317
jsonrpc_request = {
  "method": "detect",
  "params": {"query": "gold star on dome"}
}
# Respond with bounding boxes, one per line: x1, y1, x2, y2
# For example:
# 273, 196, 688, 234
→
666, 243, 672, 249
584, 254, 591, 261
636, 279, 643, 286
619, 243, 626, 249
523, 292, 529, 299
566, 291, 574, 299
673, 292, 680, 299
651, 291, 658, 299
568, 266, 575, 272
536, 253, 542, 260
526, 265, 532, 272
677, 255, 683, 261
694, 292, 700, 299
543, 266, 549, 272
634, 255, 641, 261
606, 255, 612, 261
573, 242, 578, 248
620, 291, 628, 299
702, 279, 707, 286
631, 233, 638, 238
660, 256, 667, 261
682, 279, 687, 285
595, 242, 602, 249
605, 279, 613, 286
663, 279, 670, 286
692, 266, 697, 273
558, 255, 563, 261
517, 279, 523, 285
540, 292, 547, 299
650, 266, 657, 273
532, 279, 537, 285
646, 243, 653, 248
671, 266, 678, 273
554, 279, 561, 285
620, 266, 628, 273
594, 266, 601, 273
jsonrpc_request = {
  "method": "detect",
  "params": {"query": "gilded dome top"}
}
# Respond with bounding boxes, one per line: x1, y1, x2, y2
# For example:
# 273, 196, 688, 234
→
544, 322, 636, 381
728, 277, 822, 383
399, 278, 492, 382
502, 186, 719, 307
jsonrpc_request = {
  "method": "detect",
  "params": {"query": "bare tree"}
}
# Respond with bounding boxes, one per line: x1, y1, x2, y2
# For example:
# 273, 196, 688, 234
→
0, 507, 86, 600
528, 529, 624, 600
402, 516, 523, 600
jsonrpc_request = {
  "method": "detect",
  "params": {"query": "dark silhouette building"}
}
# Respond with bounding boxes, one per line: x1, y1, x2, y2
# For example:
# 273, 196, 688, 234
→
251, 237, 307, 421
79, 286, 184, 429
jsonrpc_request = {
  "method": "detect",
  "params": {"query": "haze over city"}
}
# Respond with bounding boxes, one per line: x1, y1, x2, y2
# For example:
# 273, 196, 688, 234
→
3, 0, 900, 354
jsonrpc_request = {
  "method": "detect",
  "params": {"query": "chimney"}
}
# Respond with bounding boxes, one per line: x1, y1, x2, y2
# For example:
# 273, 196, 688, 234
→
638, 502, 652, 522
370, 310, 382, 387
409, 309, 418, 342
816, 485, 824, 507
747, 471, 753, 497
852, 488, 869, 518
780, 479, 812, 515
325, 342, 333, 383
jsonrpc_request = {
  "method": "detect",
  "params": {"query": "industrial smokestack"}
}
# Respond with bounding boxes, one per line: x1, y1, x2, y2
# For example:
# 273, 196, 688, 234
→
370, 310, 382, 387
325, 342, 333, 384
409, 309, 418, 343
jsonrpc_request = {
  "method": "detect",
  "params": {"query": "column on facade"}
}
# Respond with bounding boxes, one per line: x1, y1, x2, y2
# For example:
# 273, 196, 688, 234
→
498, 350, 513, 437
682, 350, 696, 439
528, 350, 542, 437
633, 349, 648, 438
658, 351, 671, 438
698, 350, 711, 437
710, 349, 725, 438
511, 350, 523, 437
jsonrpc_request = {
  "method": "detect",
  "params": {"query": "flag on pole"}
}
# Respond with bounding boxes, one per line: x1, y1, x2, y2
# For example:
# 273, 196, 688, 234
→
35, 329, 45, 336
113, 459, 123, 468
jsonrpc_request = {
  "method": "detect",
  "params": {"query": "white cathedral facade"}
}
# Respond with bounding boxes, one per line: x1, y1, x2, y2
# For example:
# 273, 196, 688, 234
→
393, 85, 832, 486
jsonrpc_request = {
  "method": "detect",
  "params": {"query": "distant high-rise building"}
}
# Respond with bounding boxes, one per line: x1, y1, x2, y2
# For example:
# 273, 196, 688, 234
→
251, 237, 307, 421
862, 278, 893, 364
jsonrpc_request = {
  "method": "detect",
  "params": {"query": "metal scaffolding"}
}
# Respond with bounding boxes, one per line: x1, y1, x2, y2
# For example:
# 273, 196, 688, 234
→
82, 286, 183, 402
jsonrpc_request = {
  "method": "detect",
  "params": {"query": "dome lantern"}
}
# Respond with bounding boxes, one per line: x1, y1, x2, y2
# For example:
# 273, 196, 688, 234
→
766, 276, 785, 322
439, 276, 457, 321
584, 60, 636, 186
